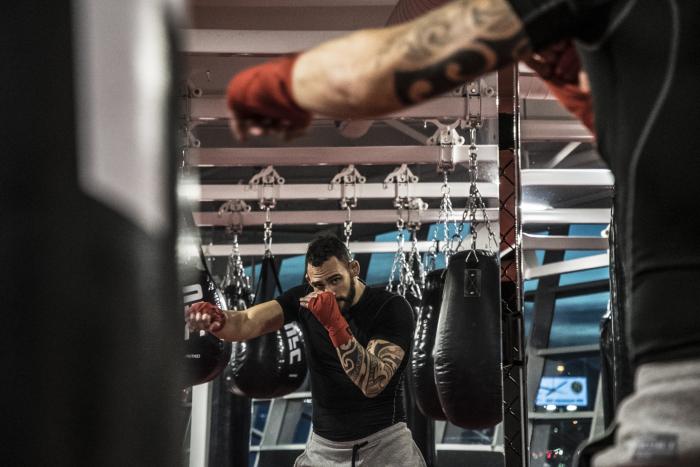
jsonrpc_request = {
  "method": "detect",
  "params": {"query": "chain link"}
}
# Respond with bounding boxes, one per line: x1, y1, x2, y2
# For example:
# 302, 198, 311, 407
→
263, 205, 273, 257
453, 126, 499, 261
343, 205, 353, 251
222, 232, 254, 310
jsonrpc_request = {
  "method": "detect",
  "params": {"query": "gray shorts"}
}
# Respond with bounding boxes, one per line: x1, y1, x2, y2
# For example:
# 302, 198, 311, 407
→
294, 422, 427, 467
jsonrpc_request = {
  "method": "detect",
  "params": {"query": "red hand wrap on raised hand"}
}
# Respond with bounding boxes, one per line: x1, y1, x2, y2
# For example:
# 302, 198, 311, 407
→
525, 40, 595, 134
307, 292, 352, 347
226, 54, 312, 132
186, 301, 227, 333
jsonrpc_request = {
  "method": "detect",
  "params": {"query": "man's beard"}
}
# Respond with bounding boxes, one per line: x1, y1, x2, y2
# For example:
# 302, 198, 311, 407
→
336, 278, 356, 311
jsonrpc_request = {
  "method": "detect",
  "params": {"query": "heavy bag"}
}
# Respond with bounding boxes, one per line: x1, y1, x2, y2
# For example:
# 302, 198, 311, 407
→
2, 3, 182, 465
403, 292, 436, 467
227, 255, 308, 398
411, 269, 447, 420
181, 250, 232, 387
433, 249, 503, 429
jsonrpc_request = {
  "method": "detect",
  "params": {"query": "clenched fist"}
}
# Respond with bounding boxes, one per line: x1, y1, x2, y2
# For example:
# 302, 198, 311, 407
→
185, 301, 227, 333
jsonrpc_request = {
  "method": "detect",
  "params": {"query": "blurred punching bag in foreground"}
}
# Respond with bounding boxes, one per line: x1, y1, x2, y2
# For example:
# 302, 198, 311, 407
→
1, 1, 183, 465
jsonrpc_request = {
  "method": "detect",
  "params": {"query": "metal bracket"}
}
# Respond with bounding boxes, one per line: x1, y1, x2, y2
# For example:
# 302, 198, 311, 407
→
399, 197, 429, 229
248, 165, 285, 209
217, 199, 252, 234
425, 119, 465, 172
384, 164, 420, 209
329, 165, 367, 209
463, 80, 483, 129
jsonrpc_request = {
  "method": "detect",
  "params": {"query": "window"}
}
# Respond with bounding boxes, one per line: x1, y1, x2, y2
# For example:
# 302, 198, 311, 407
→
279, 255, 306, 291
276, 398, 313, 444
549, 292, 609, 347
442, 424, 495, 445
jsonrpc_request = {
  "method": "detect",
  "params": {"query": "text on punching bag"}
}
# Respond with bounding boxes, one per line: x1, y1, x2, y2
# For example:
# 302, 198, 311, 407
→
284, 323, 303, 366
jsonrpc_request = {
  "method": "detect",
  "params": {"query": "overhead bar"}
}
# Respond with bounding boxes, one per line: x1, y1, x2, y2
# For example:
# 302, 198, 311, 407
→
194, 208, 498, 226
203, 240, 436, 257
188, 96, 497, 121
522, 233, 609, 250
521, 169, 614, 187
183, 29, 348, 55
199, 182, 498, 201
522, 208, 611, 225
187, 145, 499, 167
521, 119, 593, 143
523, 253, 608, 279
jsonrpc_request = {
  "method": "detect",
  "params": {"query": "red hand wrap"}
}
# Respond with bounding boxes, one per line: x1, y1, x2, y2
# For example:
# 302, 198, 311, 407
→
186, 301, 226, 333
226, 54, 312, 131
526, 40, 595, 134
307, 292, 352, 347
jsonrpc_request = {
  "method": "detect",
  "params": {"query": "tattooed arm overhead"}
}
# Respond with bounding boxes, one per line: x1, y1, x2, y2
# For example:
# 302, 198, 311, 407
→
292, 0, 530, 118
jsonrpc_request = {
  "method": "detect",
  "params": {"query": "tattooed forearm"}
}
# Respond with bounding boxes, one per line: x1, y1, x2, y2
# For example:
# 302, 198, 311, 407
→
337, 338, 405, 398
390, 0, 531, 104
292, 0, 530, 119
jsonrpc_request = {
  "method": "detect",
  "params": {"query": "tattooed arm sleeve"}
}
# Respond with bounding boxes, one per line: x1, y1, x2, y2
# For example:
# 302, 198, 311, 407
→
292, 0, 530, 118
336, 338, 406, 398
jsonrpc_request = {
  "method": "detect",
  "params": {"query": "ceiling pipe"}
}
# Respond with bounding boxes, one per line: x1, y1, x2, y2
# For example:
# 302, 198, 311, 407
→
336, 0, 450, 139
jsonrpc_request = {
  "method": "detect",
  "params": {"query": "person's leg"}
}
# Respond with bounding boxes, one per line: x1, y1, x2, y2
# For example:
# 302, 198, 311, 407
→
360, 423, 427, 467
593, 359, 700, 466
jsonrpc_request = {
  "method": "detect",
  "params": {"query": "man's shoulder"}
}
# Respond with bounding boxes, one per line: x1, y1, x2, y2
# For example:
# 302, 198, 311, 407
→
364, 286, 411, 313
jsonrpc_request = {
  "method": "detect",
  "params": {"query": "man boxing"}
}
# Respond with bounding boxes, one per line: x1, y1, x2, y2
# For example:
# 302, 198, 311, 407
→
223, 1, 700, 465
187, 235, 425, 466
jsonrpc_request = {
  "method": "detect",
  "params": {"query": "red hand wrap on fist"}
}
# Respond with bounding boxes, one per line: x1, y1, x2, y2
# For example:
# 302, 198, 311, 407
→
186, 301, 227, 333
525, 40, 595, 134
307, 292, 352, 347
226, 54, 312, 134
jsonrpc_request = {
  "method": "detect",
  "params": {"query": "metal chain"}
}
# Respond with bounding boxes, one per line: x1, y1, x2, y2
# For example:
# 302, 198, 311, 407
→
406, 225, 425, 297
453, 126, 499, 260
343, 205, 353, 250
386, 218, 406, 295
223, 232, 253, 310
263, 205, 273, 257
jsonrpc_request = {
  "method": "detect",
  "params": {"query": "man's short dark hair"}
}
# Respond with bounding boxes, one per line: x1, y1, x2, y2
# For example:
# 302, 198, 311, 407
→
306, 235, 351, 267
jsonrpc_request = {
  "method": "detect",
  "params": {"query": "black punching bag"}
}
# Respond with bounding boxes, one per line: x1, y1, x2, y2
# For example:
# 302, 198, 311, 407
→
181, 250, 232, 387
403, 292, 436, 467
411, 269, 448, 420
433, 250, 503, 429
228, 256, 308, 398
1, 2, 182, 466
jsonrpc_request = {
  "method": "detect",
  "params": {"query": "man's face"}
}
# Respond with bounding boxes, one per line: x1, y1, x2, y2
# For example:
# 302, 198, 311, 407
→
306, 256, 358, 311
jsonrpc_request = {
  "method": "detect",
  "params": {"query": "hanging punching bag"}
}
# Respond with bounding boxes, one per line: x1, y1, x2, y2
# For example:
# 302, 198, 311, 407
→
209, 254, 253, 467
411, 268, 448, 420
228, 255, 308, 398
181, 250, 232, 387
433, 249, 503, 429
402, 291, 436, 467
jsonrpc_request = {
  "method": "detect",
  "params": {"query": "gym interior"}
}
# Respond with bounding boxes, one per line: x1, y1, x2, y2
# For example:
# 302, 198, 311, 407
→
3, 1, 637, 467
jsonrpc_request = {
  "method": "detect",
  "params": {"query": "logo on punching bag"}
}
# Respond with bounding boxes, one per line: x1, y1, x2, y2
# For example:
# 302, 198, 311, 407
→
284, 323, 302, 365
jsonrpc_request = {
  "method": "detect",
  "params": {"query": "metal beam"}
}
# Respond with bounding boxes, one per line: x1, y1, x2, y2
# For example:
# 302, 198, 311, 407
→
521, 119, 593, 142
546, 142, 581, 168
194, 208, 498, 226
199, 181, 497, 201
188, 95, 497, 120
202, 240, 436, 257
521, 169, 614, 187
522, 233, 608, 251
522, 208, 611, 225
183, 29, 348, 55
523, 253, 608, 280
187, 144, 499, 166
